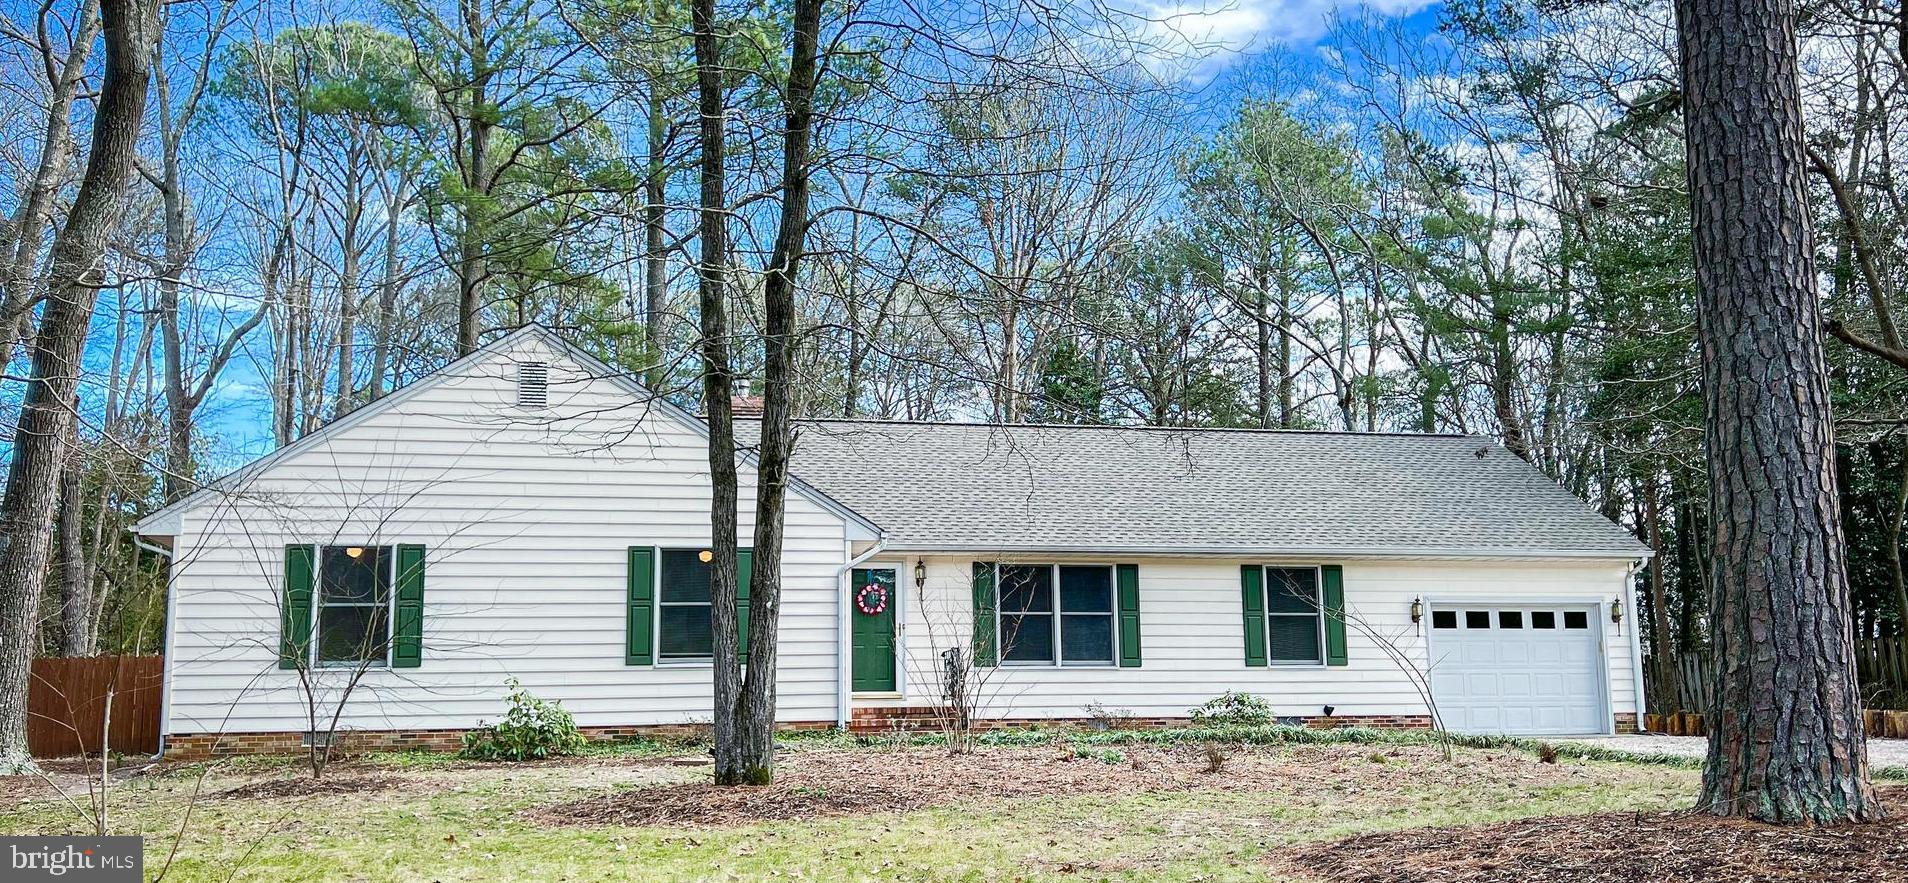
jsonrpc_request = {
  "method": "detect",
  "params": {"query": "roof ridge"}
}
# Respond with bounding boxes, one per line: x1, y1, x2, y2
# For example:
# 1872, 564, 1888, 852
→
754, 416, 1478, 441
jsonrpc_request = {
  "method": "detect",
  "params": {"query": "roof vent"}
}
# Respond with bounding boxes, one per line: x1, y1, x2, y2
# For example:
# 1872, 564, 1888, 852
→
516, 362, 549, 409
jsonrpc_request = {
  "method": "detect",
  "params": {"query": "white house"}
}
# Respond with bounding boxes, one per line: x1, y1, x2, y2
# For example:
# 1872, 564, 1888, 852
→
133, 327, 1651, 757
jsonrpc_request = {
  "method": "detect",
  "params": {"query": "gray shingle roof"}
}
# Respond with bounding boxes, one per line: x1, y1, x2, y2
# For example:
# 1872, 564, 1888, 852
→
745, 420, 1646, 558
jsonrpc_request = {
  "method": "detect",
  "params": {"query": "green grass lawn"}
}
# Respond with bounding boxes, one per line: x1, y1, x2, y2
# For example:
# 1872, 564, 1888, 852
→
0, 734, 1697, 882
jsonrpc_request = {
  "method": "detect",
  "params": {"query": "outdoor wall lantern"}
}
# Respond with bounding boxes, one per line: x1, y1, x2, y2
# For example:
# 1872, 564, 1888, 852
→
1409, 597, 1424, 624
1610, 599, 1624, 625
698, 549, 714, 563
913, 560, 928, 589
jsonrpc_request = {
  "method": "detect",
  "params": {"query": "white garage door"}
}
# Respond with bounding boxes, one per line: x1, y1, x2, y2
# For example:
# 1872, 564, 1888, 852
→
1427, 605, 1608, 735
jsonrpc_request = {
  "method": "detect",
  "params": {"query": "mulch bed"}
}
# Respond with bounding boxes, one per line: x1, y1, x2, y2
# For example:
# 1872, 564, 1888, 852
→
531, 743, 1613, 828
1279, 786, 1908, 883
217, 773, 411, 800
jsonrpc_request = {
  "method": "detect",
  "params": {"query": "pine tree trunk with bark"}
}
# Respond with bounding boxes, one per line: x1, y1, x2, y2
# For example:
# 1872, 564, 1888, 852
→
0, 0, 155, 773
1676, 0, 1878, 823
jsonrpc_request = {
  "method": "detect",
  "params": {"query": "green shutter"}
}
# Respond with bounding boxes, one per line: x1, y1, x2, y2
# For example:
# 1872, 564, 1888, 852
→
392, 544, 426, 667
280, 544, 316, 669
1322, 564, 1348, 666
1116, 563, 1142, 667
972, 562, 997, 667
1240, 565, 1267, 667
626, 547, 656, 665
736, 549, 753, 662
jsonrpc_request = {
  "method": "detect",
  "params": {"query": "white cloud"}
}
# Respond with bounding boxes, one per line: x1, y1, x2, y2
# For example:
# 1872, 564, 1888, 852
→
1135, 0, 1439, 68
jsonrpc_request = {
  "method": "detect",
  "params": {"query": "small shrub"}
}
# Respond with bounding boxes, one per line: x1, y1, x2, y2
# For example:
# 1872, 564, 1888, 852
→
1202, 742, 1230, 774
1070, 747, 1125, 765
460, 678, 588, 761
1081, 701, 1134, 731
1537, 742, 1559, 764
1189, 691, 1274, 728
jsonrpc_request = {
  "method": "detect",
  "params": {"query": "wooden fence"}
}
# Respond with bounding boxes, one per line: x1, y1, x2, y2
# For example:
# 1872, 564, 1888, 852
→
28, 655, 163, 758
1647, 637, 1908, 736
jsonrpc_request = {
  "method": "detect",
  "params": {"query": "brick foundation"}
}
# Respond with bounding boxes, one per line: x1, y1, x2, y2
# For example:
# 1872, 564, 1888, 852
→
163, 721, 835, 761
847, 706, 1433, 735
168, 709, 1624, 760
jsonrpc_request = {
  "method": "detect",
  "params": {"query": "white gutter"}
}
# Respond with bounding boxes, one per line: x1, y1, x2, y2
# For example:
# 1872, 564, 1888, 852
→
132, 534, 175, 760
833, 534, 889, 728
1624, 558, 1648, 733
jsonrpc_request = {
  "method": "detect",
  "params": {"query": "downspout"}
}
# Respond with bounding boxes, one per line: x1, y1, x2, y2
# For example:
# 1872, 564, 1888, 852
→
1624, 558, 1648, 734
834, 534, 889, 729
133, 533, 176, 760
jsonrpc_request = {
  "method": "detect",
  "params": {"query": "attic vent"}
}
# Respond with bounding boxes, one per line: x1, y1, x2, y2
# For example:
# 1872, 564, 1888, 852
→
516, 362, 549, 409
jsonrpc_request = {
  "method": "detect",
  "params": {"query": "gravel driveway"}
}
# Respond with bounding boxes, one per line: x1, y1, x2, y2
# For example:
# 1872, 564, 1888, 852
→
1564, 734, 1908, 769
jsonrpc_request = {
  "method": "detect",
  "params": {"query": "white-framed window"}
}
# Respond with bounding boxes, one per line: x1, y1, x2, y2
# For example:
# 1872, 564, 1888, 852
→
1260, 565, 1325, 665
658, 548, 715, 661
316, 544, 393, 665
997, 563, 1117, 666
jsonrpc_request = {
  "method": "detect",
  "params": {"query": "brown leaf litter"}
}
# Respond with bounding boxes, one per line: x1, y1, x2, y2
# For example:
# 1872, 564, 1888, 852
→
1277, 786, 1908, 883
530, 742, 1640, 828
217, 773, 412, 800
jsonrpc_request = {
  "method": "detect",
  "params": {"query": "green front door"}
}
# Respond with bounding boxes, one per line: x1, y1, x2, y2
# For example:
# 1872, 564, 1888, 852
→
851, 568, 897, 692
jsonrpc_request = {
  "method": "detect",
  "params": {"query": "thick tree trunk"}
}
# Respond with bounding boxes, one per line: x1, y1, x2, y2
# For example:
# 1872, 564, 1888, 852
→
0, 0, 100, 344
157, 97, 193, 503
1641, 474, 1676, 713
336, 172, 363, 417
1678, 0, 1878, 822
1253, 270, 1272, 429
644, 89, 669, 389
455, 0, 494, 356
1888, 441, 1908, 659
0, 0, 154, 773
369, 176, 408, 401
1489, 305, 1530, 461
58, 429, 95, 657
731, 0, 823, 787
1276, 253, 1295, 428
692, 0, 744, 784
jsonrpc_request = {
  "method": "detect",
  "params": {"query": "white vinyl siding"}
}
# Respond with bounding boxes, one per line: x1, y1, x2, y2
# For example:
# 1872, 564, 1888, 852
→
161, 336, 850, 735
885, 555, 1638, 726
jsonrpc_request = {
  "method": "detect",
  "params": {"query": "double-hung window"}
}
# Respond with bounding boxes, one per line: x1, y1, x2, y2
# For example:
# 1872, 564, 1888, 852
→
1260, 566, 1325, 664
658, 548, 716, 661
998, 564, 1116, 666
316, 545, 393, 665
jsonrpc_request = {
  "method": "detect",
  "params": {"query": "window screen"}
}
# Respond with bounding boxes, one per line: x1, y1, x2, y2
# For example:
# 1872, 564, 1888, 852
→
316, 545, 391, 664
1264, 567, 1323, 663
660, 549, 714, 659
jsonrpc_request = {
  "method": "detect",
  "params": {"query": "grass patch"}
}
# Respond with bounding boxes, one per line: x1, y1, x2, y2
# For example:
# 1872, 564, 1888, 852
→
0, 737, 1699, 882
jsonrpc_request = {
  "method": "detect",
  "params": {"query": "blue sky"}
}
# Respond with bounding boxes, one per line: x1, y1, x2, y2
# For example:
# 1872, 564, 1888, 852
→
4, 0, 1450, 478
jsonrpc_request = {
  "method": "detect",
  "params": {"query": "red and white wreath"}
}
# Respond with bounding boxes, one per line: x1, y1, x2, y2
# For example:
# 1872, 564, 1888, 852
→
855, 582, 890, 615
